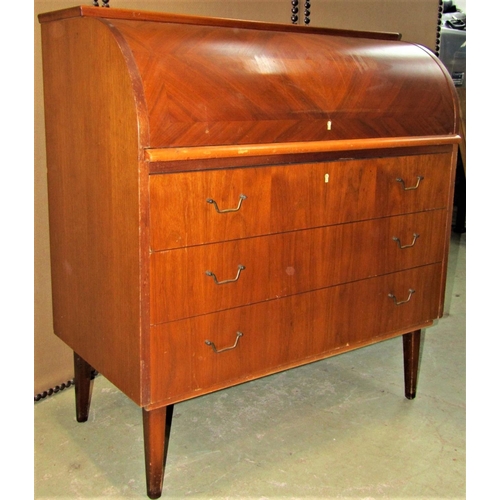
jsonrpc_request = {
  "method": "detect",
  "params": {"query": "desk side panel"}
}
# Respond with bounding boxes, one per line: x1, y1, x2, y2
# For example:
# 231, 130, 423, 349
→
40, 17, 148, 405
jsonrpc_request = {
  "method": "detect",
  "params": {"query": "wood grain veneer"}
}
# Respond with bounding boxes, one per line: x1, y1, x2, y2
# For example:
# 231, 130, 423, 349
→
150, 264, 443, 406
150, 154, 453, 250
40, 15, 149, 405
39, 6, 460, 498
151, 210, 447, 324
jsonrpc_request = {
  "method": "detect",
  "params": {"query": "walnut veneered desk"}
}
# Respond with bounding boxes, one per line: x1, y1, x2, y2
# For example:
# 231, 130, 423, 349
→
39, 6, 460, 498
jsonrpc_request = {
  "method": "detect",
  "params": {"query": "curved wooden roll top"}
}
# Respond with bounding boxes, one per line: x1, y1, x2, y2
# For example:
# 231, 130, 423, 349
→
40, 6, 459, 151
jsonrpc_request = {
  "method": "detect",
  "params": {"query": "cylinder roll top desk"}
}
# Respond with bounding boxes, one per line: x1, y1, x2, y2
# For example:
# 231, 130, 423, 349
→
39, 5, 460, 498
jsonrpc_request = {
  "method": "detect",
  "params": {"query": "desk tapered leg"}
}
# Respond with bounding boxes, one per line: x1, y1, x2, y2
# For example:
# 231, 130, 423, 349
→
143, 405, 174, 499
403, 330, 421, 400
73, 352, 94, 422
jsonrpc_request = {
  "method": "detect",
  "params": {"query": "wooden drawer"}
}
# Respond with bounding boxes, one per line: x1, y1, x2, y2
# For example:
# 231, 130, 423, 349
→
150, 210, 447, 324
150, 263, 442, 404
149, 153, 452, 250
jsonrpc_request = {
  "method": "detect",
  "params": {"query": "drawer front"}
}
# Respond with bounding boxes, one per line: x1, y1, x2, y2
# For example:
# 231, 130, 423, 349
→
150, 153, 452, 250
150, 264, 442, 404
151, 210, 447, 324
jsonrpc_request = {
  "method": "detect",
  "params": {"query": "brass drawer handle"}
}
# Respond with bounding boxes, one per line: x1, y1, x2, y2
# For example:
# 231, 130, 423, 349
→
206, 194, 247, 213
393, 233, 420, 249
388, 289, 415, 305
206, 264, 245, 285
396, 176, 424, 191
205, 331, 243, 354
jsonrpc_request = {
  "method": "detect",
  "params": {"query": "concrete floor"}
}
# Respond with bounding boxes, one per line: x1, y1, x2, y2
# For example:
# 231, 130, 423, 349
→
34, 233, 465, 500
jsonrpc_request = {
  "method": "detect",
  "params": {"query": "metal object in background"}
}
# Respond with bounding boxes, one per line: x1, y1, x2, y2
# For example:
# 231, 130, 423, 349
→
291, 0, 311, 25
291, 0, 299, 24
304, 1, 311, 25
438, 0, 466, 87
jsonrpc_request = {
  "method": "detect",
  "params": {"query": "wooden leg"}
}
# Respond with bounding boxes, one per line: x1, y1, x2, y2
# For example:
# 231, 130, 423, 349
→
143, 405, 174, 499
402, 329, 421, 400
73, 352, 94, 422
